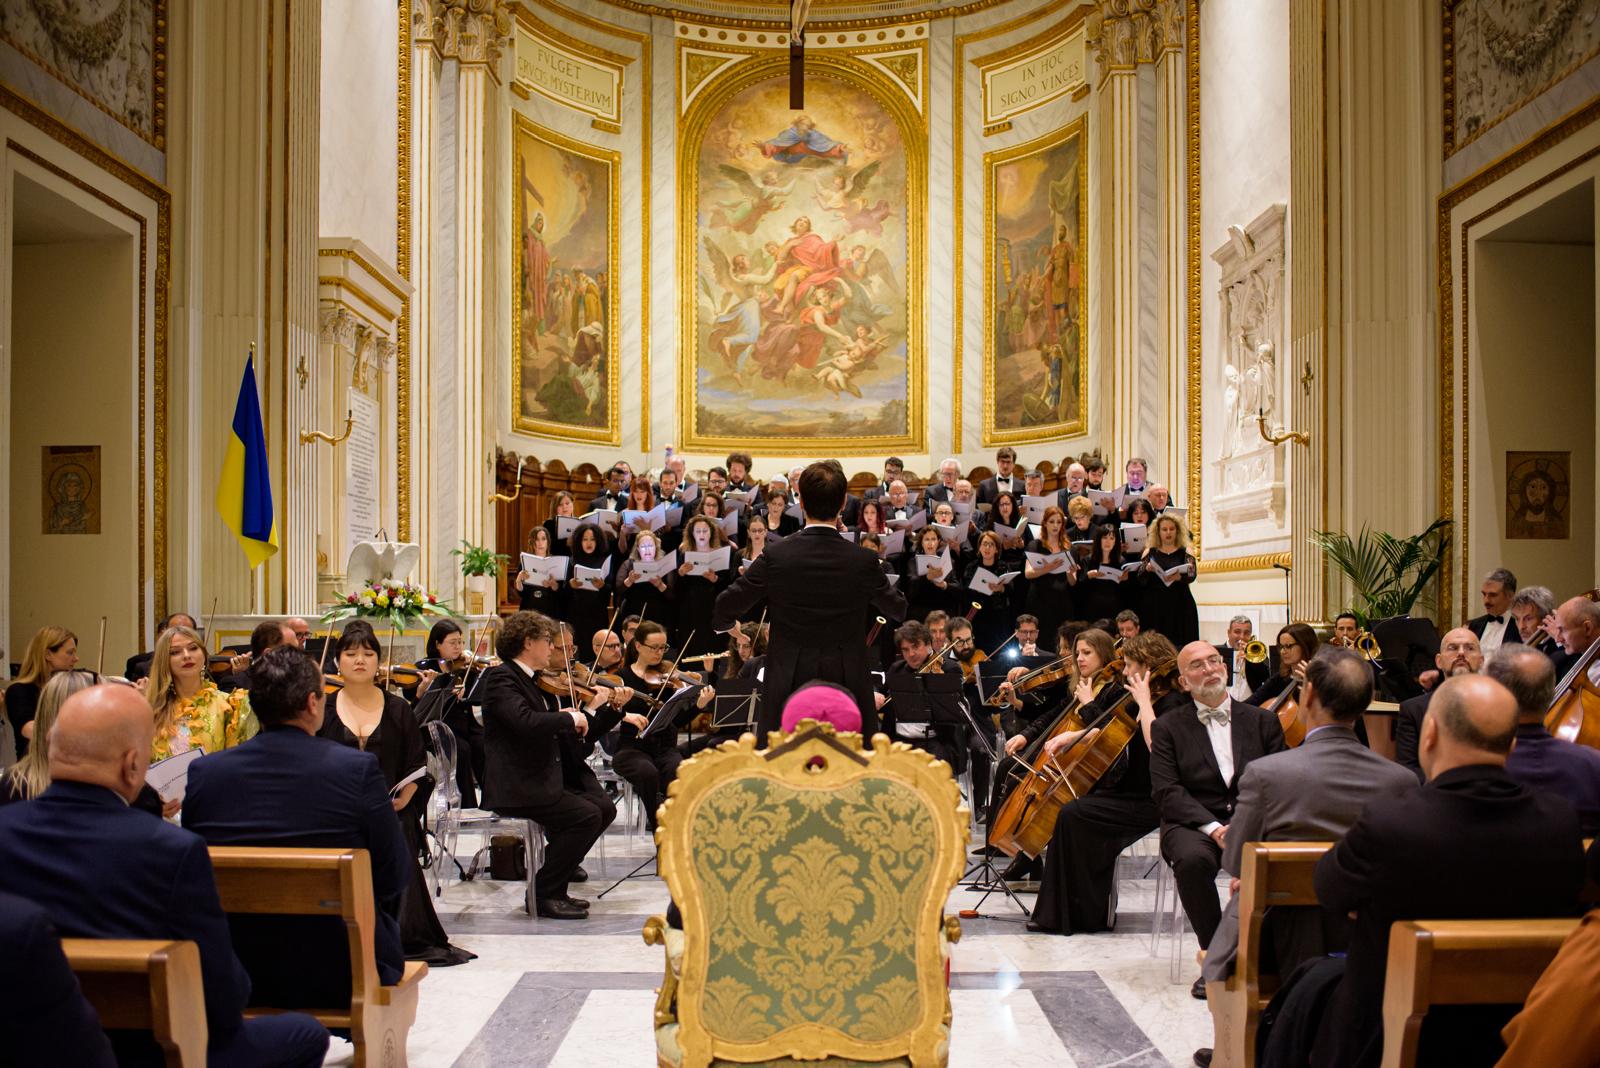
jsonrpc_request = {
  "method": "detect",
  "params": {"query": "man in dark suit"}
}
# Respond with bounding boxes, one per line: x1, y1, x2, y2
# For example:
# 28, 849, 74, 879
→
861, 456, 904, 500
1150, 640, 1286, 996
587, 465, 627, 512
480, 611, 615, 919
0, 683, 328, 1068
1215, 614, 1271, 701
714, 460, 907, 738
1307, 674, 1585, 1068
1395, 626, 1482, 779
1054, 461, 1089, 510
924, 458, 960, 505
0, 891, 115, 1068
183, 647, 411, 1007
976, 447, 1020, 506
880, 621, 964, 767
1201, 649, 1416, 989
1493, 645, 1600, 835
1466, 567, 1521, 656
1551, 594, 1600, 677
123, 610, 197, 682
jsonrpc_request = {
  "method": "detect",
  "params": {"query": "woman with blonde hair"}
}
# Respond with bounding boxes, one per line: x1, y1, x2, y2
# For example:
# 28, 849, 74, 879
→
4, 669, 98, 802
1137, 513, 1198, 647
4, 624, 78, 758
147, 625, 258, 761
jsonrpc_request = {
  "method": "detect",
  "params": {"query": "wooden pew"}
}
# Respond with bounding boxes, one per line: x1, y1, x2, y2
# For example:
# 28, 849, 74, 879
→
1380, 917, 1578, 1068
63, 938, 208, 1068
1207, 841, 1333, 1068
207, 846, 427, 1068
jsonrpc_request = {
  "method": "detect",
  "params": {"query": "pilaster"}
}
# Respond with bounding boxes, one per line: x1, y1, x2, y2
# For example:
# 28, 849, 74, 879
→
1154, 0, 1187, 504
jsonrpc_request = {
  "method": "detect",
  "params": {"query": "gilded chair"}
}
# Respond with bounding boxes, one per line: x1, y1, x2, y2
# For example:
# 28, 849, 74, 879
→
643, 723, 968, 1068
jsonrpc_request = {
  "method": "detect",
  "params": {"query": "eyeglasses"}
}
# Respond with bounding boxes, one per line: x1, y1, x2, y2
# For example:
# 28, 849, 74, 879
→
1188, 655, 1226, 670
641, 642, 669, 652
1276, 642, 1298, 652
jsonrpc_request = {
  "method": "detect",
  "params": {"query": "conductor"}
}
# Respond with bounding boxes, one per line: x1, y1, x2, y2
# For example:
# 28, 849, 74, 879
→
713, 460, 906, 739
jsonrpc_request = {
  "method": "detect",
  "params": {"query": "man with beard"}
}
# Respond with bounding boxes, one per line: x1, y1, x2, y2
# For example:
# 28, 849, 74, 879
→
1395, 627, 1483, 781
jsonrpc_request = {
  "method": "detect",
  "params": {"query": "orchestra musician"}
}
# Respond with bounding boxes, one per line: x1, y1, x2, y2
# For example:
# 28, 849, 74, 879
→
880, 621, 964, 767
415, 620, 487, 807
479, 611, 616, 920
5, 625, 80, 758
712, 460, 905, 737
1216, 614, 1270, 702
1030, 630, 1187, 934
1248, 624, 1317, 707
1509, 585, 1560, 658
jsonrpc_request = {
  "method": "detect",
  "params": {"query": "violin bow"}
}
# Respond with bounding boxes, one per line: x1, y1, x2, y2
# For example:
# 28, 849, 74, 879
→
201, 596, 219, 680
96, 615, 108, 676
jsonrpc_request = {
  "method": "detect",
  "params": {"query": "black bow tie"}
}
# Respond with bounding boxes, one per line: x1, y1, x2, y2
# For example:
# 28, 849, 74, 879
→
1488, 615, 1505, 625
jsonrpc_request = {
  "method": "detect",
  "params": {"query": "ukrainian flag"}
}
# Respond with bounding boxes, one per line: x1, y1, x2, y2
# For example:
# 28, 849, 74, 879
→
215, 355, 279, 568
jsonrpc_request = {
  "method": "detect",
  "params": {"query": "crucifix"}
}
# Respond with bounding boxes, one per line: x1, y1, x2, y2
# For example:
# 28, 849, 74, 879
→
790, 0, 811, 108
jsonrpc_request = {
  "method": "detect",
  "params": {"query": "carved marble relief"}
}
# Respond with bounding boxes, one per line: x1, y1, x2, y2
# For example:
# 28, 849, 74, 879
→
0, 0, 160, 144
1449, 0, 1600, 153
1210, 204, 1286, 540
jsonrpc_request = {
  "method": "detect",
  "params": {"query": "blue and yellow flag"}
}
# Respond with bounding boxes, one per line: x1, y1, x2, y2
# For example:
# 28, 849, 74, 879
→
215, 355, 279, 568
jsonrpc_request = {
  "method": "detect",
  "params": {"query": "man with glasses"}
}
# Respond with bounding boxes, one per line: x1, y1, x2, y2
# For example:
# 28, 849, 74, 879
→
1395, 627, 1482, 781
588, 630, 625, 675
1150, 641, 1286, 999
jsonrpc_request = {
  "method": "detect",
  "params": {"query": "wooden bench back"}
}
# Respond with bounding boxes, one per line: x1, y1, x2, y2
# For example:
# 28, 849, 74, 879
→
63, 938, 208, 1068
1380, 918, 1578, 1068
207, 846, 378, 1023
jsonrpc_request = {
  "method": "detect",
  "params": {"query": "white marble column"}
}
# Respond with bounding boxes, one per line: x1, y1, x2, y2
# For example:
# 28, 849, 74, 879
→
1154, 0, 1188, 506
410, 0, 440, 584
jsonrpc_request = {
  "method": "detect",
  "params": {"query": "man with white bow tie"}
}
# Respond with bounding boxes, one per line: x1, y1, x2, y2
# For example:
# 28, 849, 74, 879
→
1466, 567, 1521, 656
1150, 640, 1286, 999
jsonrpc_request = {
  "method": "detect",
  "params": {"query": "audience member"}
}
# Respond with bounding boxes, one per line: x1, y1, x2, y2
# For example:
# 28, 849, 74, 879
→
3, 670, 100, 804
0, 683, 329, 1067
780, 680, 864, 733
1491, 645, 1600, 835
147, 624, 259, 762
0, 890, 116, 1067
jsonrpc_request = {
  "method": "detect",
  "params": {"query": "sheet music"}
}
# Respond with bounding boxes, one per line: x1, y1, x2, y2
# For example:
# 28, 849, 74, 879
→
1086, 489, 1116, 517
991, 521, 1022, 542
880, 530, 906, 556
717, 512, 740, 538
573, 559, 611, 587
1156, 560, 1195, 586
621, 504, 668, 532
1091, 565, 1128, 583
914, 550, 952, 579
389, 765, 428, 798
582, 509, 621, 530
630, 550, 678, 581
932, 522, 964, 549
1021, 495, 1054, 524
684, 546, 732, 573
1026, 551, 1071, 574
146, 748, 205, 803
1121, 522, 1149, 555
521, 553, 571, 581
556, 516, 581, 541
968, 567, 1021, 596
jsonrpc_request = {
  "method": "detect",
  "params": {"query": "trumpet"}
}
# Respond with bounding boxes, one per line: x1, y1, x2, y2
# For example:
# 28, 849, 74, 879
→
1243, 638, 1269, 664
1353, 630, 1381, 661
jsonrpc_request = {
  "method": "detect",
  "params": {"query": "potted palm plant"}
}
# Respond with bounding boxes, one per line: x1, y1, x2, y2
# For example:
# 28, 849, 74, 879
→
451, 540, 510, 615
1310, 517, 1452, 627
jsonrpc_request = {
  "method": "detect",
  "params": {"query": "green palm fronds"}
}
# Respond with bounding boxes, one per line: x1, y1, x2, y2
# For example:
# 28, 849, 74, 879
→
1310, 518, 1452, 627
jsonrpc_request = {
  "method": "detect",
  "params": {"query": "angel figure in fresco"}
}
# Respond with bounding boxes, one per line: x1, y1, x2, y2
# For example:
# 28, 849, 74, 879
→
709, 165, 796, 234
837, 243, 897, 331
703, 239, 780, 382
750, 286, 852, 383
755, 113, 850, 165
814, 326, 888, 399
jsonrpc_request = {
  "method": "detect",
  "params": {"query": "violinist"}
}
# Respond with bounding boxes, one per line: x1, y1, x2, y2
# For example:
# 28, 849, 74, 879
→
949, 618, 996, 803
479, 611, 616, 920
618, 529, 676, 628
1030, 630, 1185, 934
880, 621, 963, 767
964, 532, 1016, 652
515, 525, 566, 615
603, 622, 714, 831
1248, 624, 1317, 707
584, 629, 625, 677
414, 620, 485, 806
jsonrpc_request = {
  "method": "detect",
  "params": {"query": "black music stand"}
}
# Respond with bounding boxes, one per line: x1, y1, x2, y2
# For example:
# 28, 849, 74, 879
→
710, 678, 761, 734
1372, 615, 1440, 699
598, 683, 708, 899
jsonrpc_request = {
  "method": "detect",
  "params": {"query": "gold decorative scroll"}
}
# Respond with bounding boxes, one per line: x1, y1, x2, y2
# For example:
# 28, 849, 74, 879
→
979, 23, 1086, 128
514, 21, 626, 125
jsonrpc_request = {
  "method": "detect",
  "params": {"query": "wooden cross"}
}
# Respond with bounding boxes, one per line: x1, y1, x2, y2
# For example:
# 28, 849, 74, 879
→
790, 0, 811, 108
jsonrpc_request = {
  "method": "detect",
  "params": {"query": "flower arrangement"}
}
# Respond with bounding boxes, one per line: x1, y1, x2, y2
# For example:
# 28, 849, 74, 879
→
322, 578, 455, 632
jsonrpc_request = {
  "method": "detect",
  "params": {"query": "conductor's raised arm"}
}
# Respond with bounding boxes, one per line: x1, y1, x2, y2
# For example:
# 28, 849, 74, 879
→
712, 552, 769, 633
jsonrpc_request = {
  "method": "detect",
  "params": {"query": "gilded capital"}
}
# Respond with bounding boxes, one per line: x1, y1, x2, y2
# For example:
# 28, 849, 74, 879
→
432, 0, 513, 65
1154, 0, 1185, 55
319, 304, 359, 349
1088, 0, 1161, 78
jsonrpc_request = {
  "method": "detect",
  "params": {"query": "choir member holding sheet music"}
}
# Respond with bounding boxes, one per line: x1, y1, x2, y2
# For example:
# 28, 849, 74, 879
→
516, 525, 569, 615
544, 492, 577, 557
676, 515, 732, 658
964, 531, 1021, 651
1136, 513, 1198, 646
761, 489, 801, 537
1024, 506, 1077, 643
1122, 495, 1156, 527
1065, 496, 1096, 542
857, 496, 889, 538
618, 530, 677, 634
858, 532, 904, 669
908, 526, 957, 623
929, 501, 972, 562
566, 522, 615, 652
1077, 523, 1129, 625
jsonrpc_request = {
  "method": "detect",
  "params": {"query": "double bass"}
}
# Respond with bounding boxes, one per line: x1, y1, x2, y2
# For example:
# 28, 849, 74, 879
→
989, 657, 1178, 859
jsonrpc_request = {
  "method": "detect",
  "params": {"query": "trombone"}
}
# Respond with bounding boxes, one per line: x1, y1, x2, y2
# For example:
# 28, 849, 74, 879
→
1330, 630, 1382, 661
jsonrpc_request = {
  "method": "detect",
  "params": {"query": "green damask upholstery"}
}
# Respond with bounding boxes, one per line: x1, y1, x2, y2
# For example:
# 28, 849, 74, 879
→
644, 725, 967, 1068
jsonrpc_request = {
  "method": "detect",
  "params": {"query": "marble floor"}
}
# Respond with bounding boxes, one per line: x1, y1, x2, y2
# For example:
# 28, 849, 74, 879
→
323, 810, 1215, 1068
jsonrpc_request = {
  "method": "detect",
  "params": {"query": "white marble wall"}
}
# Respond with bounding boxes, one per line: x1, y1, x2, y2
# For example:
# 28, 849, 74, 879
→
319, 0, 401, 268
432, 62, 461, 591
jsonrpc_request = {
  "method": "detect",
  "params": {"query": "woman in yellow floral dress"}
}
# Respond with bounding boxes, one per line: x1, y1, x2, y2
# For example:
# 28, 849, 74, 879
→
147, 625, 258, 762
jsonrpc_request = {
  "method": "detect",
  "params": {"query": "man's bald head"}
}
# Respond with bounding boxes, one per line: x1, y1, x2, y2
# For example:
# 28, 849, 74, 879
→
1556, 597, 1600, 654
1435, 626, 1483, 676
1420, 674, 1518, 780
48, 684, 153, 803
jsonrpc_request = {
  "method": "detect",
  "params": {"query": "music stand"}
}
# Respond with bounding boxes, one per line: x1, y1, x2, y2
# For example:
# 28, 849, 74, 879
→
1372, 615, 1440, 694
710, 678, 761, 734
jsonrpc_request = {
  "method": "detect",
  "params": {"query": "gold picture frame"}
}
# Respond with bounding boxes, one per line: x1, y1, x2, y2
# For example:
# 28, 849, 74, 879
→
982, 116, 1089, 445
510, 114, 622, 445
676, 51, 927, 455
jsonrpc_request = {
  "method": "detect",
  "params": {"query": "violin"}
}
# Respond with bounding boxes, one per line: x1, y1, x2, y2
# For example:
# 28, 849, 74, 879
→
378, 663, 427, 689
984, 652, 1074, 707
957, 648, 989, 684
1266, 677, 1307, 748
653, 661, 706, 688
991, 656, 1176, 859
207, 652, 250, 675
536, 668, 613, 709
322, 672, 346, 695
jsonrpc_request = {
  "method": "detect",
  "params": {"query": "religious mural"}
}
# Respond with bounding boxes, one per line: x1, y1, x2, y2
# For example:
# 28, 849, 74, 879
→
682, 61, 923, 453
983, 118, 1087, 444
512, 116, 620, 444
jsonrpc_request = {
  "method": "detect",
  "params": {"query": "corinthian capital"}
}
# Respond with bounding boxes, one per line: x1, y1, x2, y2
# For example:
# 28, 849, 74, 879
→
1154, 0, 1186, 55
433, 0, 513, 65
1088, 0, 1161, 78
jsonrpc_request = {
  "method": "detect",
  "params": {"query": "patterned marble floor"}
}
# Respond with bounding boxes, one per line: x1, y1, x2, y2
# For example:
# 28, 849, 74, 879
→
321, 814, 1215, 1068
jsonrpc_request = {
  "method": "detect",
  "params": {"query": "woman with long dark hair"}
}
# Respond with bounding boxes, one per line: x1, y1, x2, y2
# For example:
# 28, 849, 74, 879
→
566, 521, 615, 652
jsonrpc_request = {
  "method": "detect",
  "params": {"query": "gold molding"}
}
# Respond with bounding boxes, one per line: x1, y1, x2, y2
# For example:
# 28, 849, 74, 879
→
582, 0, 1015, 31
972, 11, 1089, 130
675, 51, 927, 454
952, 0, 1093, 454
522, 0, 650, 450
980, 117, 1089, 445
1196, 552, 1291, 575
512, 9, 633, 126
1184, 0, 1201, 550
3, 128, 169, 627
396, 0, 412, 542
1440, 0, 1600, 159
1435, 96, 1600, 620
510, 115, 623, 445
321, 246, 411, 303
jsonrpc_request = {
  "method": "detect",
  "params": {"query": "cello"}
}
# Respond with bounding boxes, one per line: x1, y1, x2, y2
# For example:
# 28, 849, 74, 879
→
1545, 635, 1600, 750
989, 657, 1177, 859
1264, 678, 1307, 748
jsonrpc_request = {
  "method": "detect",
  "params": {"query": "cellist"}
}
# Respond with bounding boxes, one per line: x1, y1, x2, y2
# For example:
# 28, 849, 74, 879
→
1029, 631, 1186, 934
